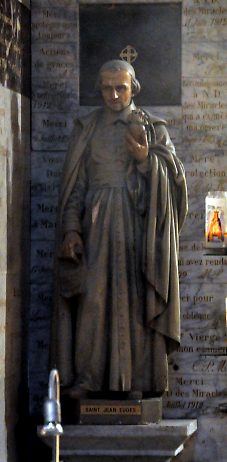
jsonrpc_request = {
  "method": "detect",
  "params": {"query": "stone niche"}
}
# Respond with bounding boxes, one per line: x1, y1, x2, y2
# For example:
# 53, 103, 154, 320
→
30, 0, 227, 461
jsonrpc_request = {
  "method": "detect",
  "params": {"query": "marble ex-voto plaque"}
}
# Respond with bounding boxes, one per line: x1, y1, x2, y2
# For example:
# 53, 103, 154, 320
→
79, 3, 181, 107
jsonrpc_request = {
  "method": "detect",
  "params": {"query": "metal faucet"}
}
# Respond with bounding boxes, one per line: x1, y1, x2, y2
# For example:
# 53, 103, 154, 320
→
40, 369, 63, 462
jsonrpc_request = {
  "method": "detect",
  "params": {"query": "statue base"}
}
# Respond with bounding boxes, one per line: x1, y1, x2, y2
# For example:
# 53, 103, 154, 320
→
79, 398, 162, 424
39, 419, 197, 462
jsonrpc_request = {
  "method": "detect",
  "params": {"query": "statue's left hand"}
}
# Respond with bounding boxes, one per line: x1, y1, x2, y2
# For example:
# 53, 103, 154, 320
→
126, 126, 149, 162
59, 231, 84, 264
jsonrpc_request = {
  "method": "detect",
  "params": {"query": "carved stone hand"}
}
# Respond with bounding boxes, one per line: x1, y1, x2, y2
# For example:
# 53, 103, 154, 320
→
60, 231, 84, 264
126, 124, 149, 163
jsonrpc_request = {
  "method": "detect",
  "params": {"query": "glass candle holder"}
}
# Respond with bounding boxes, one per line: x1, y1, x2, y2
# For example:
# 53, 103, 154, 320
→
205, 191, 227, 251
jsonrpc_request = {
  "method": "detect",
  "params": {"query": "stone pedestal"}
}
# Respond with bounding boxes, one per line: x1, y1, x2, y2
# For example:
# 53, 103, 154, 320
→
40, 419, 197, 462
79, 398, 162, 425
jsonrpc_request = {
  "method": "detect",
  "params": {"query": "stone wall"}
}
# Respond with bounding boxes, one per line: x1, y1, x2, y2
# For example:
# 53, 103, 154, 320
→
30, 1, 227, 461
0, 0, 30, 461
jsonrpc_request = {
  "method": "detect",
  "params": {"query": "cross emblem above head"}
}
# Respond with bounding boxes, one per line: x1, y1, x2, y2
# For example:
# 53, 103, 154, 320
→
120, 45, 138, 64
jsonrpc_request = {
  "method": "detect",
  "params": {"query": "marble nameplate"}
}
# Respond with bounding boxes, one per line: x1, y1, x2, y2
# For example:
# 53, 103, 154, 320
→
79, 398, 162, 425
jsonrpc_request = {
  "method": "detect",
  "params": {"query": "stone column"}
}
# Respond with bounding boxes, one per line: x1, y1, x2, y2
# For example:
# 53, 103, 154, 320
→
0, 1, 30, 461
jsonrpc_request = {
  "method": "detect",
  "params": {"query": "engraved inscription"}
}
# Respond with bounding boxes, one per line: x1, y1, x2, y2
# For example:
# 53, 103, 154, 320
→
32, 7, 77, 43
32, 43, 77, 79
183, 0, 227, 41
182, 79, 227, 147
32, 114, 75, 151
32, 79, 78, 112
80, 404, 142, 416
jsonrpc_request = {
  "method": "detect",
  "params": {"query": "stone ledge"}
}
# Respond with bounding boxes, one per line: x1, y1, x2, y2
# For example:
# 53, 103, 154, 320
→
39, 419, 197, 462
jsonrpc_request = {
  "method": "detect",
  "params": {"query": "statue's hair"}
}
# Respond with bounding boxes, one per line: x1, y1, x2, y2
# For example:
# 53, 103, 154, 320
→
96, 59, 141, 96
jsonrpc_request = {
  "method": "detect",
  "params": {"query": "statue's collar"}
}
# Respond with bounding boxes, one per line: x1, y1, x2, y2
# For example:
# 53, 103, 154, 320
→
101, 101, 136, 126
77, 102, 137, 128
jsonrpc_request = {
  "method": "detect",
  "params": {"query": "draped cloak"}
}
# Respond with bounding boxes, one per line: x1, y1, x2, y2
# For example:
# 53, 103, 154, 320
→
51, 106, 188, 393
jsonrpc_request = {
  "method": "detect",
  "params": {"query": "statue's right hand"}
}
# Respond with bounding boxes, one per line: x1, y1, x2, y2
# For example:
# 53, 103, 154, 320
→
59, 231, 84, 264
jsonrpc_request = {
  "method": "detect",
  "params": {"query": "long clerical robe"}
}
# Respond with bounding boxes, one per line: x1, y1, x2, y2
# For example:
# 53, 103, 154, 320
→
52, 103, 188, 394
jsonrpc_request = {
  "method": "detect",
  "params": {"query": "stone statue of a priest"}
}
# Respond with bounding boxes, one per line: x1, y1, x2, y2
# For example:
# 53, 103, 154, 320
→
51, 60, 188, 399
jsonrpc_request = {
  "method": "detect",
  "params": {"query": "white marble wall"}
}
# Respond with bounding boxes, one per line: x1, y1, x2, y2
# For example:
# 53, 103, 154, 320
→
0, 1, 30, 460
31, 0, 227, 460
165, 1, 227, 460
0, 88, 8, 462
0, 85, 30, 462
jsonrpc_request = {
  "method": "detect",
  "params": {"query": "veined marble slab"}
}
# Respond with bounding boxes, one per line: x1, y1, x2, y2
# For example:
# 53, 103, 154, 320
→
32, 78, 79, 113
145, 106, 182, 146
28, 317, 52, 415
165, 359, 227, 419
31, 195, 59, 240
31, 151, 64, 198
183, 41, 227, 78
165, 279, 227, 415
182, 77, 227, 148
183, 0, 227, 42
32, 112, 76, 151
180, 194, 206, 241
184, 157, 227, 195
32, 43, 78, 80
32, 6, 78, 43
178, 146, 225, 165
172, 415, 227, 461
179, 245, 227, 284
179, 281, 227, 330
30, 245, 55, 288
180, 309, 226, 335
30, 284, 53, 320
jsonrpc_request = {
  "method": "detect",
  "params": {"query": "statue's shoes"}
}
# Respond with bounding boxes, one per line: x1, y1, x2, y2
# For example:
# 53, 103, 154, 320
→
127, 390, 143, 400
62, 384, 88, 399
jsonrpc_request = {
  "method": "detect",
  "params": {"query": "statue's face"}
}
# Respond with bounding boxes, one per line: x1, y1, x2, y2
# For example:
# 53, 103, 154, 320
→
100, 69, 132, 112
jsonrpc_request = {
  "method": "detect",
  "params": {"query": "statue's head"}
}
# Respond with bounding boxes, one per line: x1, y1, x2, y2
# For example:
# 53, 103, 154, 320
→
97, 59, 141, 112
